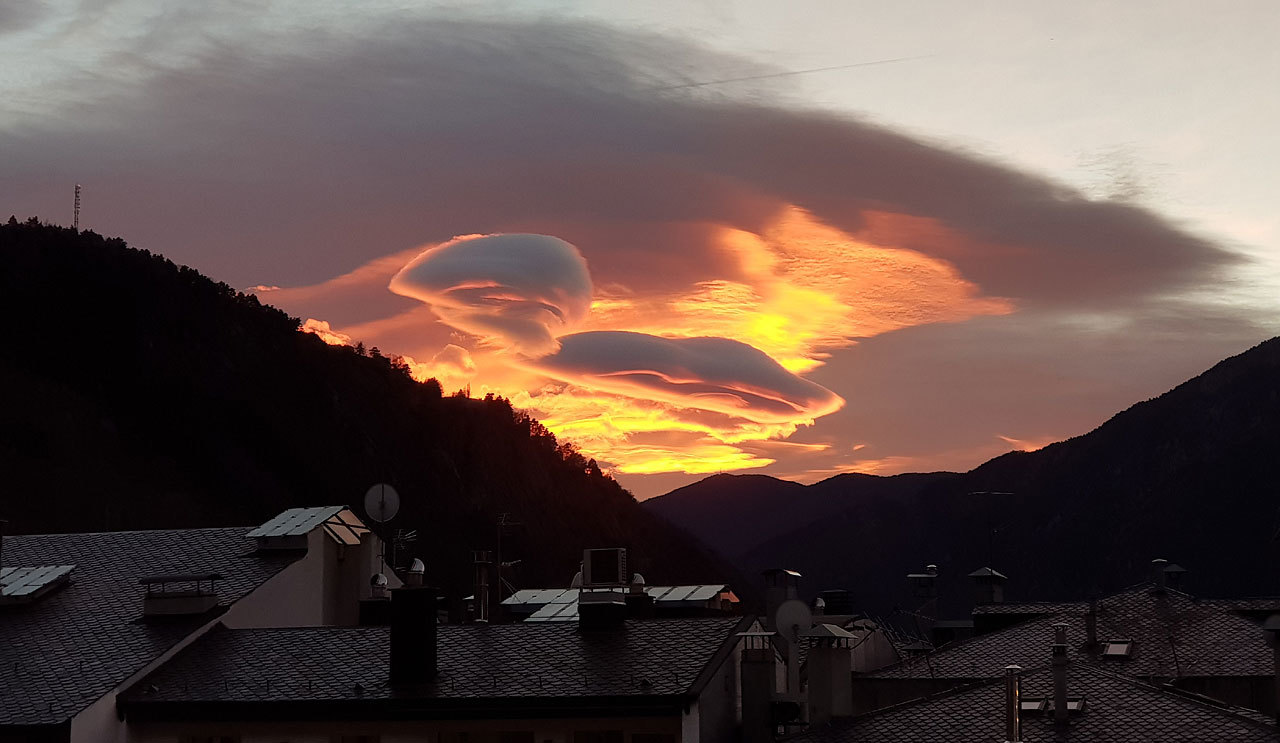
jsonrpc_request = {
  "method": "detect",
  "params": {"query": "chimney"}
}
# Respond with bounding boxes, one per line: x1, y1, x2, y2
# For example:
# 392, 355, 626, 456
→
1151, 558, 1168, 592
1264, 614, 1280, 724
472, 550, 491, 623
579, 548, 628, 630
405, 558, 425, 586
389, 585, 437, 685
969, 567, 1007, 605
908, 564, 939, 601
1004, 665, 1022, 743
740, 632, 776, 743
1052, 623, 1069, 724
763, 569, 801, 632
625, 573, 654, 618
804, 624, 855, 725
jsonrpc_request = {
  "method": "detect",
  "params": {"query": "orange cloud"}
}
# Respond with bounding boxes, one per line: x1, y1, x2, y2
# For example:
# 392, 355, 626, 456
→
274, 205, 1013, 478
301, 318, 353, 346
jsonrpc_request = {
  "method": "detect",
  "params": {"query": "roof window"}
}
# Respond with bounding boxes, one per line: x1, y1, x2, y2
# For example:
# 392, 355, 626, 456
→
1101, 639, 1133, 657
0, 564, 74, 606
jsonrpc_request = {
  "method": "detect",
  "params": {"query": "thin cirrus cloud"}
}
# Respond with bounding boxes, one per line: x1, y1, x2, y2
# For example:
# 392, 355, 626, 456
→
1, 9, 1267, 494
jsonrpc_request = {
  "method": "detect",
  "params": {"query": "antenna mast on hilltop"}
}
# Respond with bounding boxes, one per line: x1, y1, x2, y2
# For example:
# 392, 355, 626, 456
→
73, 184, 81, 231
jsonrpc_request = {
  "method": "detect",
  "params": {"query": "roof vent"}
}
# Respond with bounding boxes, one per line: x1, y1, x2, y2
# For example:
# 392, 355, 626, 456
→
139, 573, 221, 617
579, 548, 628, 630
0, 565, 75, 606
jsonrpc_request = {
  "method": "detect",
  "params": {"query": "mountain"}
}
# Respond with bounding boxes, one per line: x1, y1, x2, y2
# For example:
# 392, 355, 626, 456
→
0, 218, 733, 600
645, 336, 1280, 616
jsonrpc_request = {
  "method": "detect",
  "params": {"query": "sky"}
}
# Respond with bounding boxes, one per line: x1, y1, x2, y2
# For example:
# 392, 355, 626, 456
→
4, 1, 1279, 498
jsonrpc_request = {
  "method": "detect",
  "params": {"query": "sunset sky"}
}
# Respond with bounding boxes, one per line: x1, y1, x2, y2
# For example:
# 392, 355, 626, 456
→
4, 2, 1279, 498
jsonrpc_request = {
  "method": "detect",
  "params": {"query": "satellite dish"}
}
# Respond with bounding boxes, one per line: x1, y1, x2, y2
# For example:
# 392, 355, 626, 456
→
364, 483, 401, 523
773, 599, 813, 645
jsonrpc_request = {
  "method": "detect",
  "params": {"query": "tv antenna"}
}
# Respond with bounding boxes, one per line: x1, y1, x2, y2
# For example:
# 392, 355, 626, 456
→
364, 483, 401, 524
363, 483, 401, 578
73, 184, 81, 231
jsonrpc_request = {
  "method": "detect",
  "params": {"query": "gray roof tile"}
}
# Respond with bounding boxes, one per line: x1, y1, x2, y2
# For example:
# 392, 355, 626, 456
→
800, 665, 1280, 743
123, 616, 748, 709
873, 584, 1273, 681
0, 528, 296, 726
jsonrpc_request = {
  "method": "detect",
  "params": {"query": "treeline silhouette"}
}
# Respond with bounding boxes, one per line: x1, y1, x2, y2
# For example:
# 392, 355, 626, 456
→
0, 218, 730, 597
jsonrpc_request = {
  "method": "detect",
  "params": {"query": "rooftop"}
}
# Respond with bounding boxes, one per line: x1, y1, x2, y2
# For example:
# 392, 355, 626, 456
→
0, 527, 297, 726
795, 665, 1280, 743
871, 583, 1274, 681
122, 616, 751, 718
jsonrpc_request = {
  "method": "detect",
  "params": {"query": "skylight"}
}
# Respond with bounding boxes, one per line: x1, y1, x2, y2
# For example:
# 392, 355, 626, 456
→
0, 564, 75, 606
1102, 639, 1133, 657
1020, 697, 1047, 712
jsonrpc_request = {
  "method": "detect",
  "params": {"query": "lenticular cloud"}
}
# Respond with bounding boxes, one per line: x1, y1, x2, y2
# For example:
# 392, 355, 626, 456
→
390, 234, 592, 356
525, 331, 844, 424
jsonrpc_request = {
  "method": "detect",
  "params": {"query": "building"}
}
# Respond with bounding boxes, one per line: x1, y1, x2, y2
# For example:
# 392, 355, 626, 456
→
854, 570, 1280, 717
119, 611, 756, 743
0, 507, 390, 743
2, 510, 764, 743
794, 662, 1280, 743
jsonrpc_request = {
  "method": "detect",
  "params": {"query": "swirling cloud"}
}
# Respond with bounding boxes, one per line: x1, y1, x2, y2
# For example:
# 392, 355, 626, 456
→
523, 331, 844, 424
390, 234, 592, 356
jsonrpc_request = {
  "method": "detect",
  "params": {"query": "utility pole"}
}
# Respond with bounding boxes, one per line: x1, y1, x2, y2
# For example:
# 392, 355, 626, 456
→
73, 184, 81, 231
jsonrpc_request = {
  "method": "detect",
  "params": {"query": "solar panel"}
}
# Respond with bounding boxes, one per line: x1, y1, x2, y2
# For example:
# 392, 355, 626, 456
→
246, 506, 346, 538
645, 586, 675, 600
684, 585, 726, 602
658, 586, 699, 602
0, 565, 75, 602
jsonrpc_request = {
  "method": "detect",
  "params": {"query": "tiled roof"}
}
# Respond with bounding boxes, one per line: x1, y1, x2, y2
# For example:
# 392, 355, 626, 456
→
123, 616, 750, 713
0, 528, 297, 726
872, 584, 1273, 681
971, 600, 1087, 616
796, 664, 1280, 743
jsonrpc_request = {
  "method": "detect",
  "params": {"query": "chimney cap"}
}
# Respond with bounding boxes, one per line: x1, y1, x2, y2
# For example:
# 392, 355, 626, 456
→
370, 572, 389, 587
968, 567, 1008, 580
407, 558, 425, 575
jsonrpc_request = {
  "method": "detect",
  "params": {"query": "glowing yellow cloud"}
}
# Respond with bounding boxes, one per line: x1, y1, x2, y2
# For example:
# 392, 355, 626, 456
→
281, 205, 1014, 478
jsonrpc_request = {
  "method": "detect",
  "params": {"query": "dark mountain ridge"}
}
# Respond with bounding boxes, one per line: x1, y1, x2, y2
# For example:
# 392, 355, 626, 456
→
646, 334, 1280, 616
0, 218, 732, 600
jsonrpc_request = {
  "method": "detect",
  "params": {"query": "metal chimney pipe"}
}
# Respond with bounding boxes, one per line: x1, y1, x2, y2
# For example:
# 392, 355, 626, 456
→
1052, 623, 1069, 724
1004, 665, 1022, 743
473, 551, 491, 623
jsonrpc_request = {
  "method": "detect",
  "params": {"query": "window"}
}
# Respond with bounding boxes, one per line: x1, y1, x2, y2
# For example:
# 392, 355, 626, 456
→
1019, 697, 1046, 713
1101, 639, 1133, 657
1066, 698, 1086, 712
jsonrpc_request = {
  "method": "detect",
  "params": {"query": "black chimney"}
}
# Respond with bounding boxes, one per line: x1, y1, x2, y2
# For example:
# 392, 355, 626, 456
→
390, 585, 437, 685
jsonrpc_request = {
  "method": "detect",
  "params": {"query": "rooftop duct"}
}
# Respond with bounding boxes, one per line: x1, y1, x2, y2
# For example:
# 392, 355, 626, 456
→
139, 573, 221, 617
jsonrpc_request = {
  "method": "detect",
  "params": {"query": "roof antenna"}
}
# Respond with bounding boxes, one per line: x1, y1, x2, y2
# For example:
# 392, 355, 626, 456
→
363, 483, 401, 578
73, 184, 81, 232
